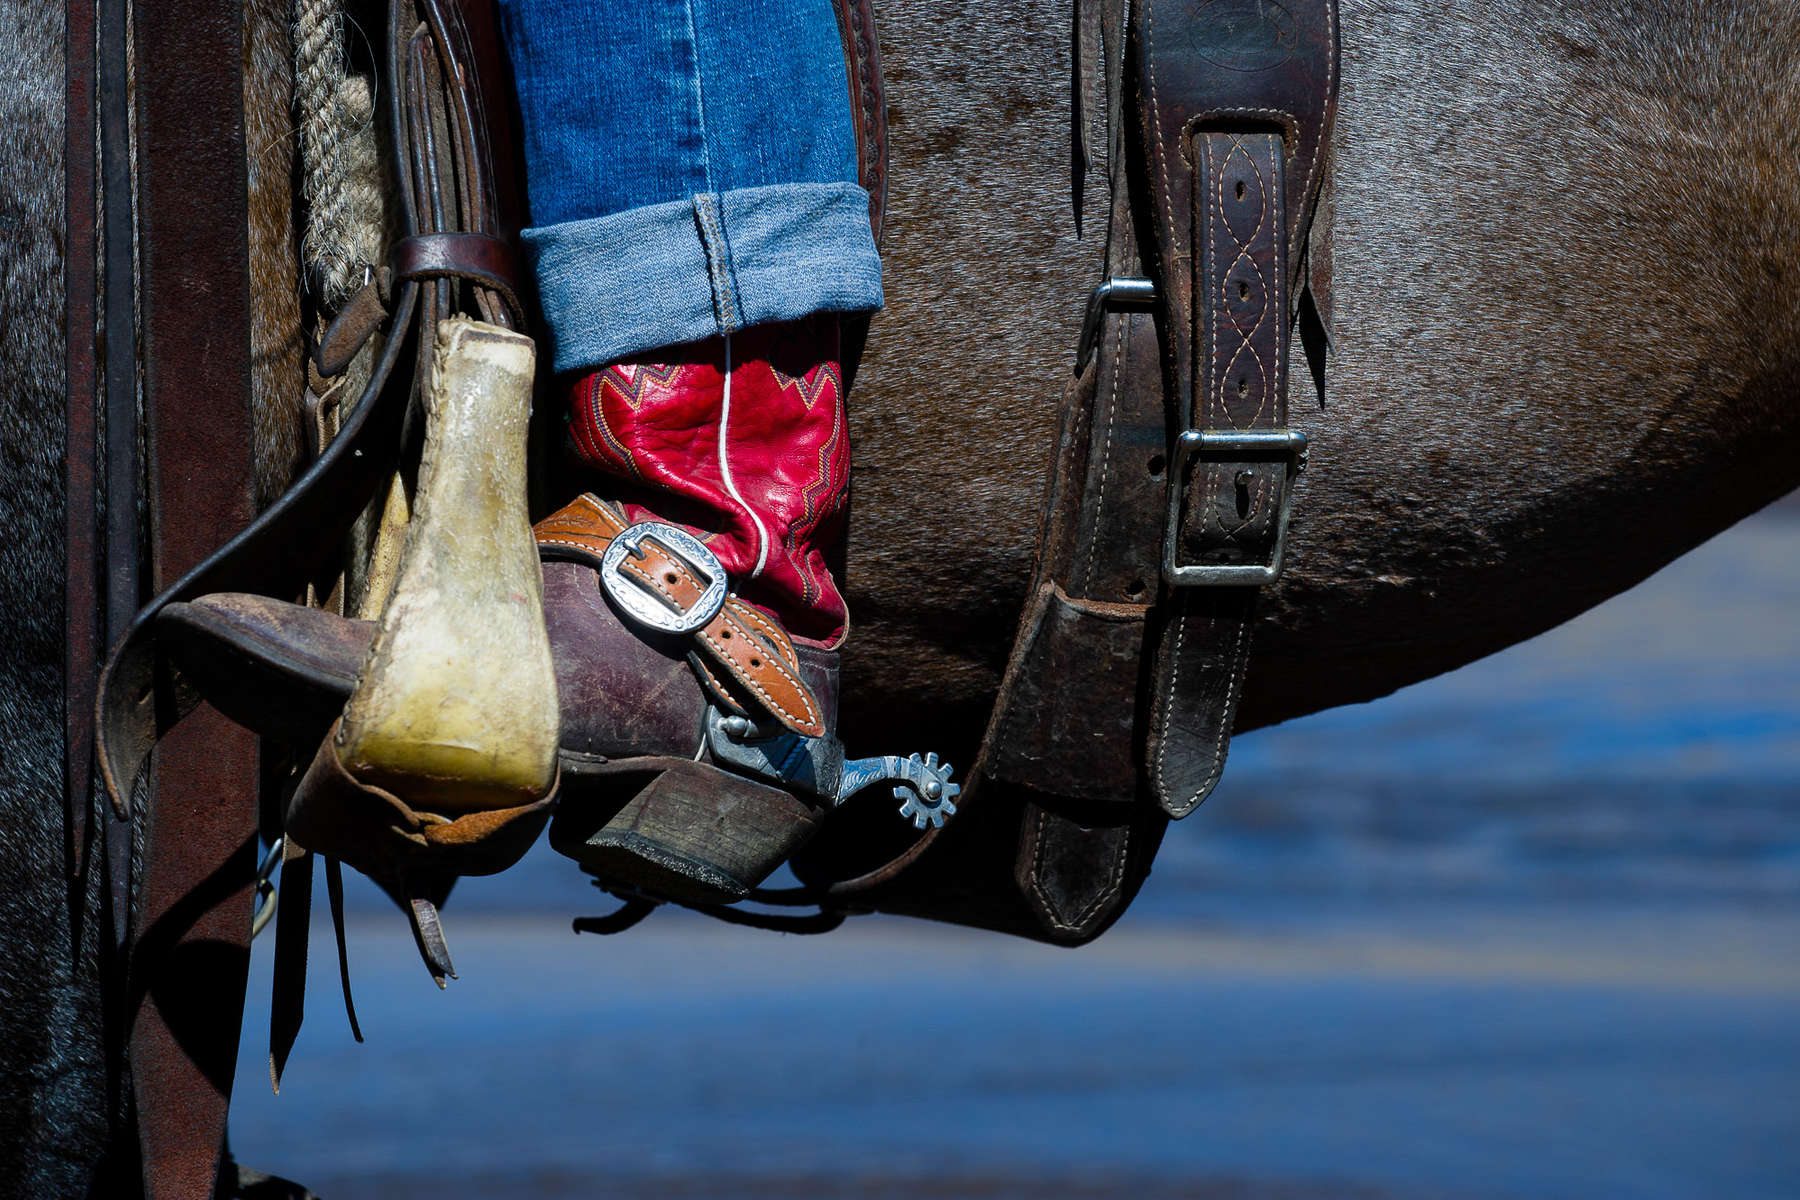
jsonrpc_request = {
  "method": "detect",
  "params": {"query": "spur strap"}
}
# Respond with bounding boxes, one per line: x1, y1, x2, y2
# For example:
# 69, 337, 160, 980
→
535, 495, 828, 738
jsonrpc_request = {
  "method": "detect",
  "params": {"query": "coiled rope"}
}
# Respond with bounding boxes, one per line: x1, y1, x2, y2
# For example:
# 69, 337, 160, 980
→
293, 0, 385, 310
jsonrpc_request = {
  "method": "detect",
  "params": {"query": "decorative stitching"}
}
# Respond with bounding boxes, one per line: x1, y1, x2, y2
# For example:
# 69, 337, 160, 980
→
1079, 317, 1130, 596
1151, 595, 1188, 799
1152, 597, 1250, 815
1143, 0, 1181, 297
1206, 133, 1274, 433
1026, 807, 1131, 935
534, 534, 609, 569
729, 602, 802, 669
1142, 2, 1329, 817
539, 501, 820, 732
620, 554, 686, 608
693, 657, 749, 716
698, 619, 820, 730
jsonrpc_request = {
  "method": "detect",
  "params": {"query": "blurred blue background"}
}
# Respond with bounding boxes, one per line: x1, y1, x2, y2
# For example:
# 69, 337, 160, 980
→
230, 496, 1800, 1199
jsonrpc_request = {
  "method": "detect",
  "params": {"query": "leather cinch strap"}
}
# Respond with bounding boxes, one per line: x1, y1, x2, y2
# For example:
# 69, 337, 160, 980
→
1135, 0, 1336, 816
1004, 0, 1337, 920
798, 0, 1339, 944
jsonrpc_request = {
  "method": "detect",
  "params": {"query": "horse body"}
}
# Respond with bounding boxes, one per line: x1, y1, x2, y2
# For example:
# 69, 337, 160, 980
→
0, 1, 113, 1192
845, 0, 1800, 757
1, 0, 1796, 1191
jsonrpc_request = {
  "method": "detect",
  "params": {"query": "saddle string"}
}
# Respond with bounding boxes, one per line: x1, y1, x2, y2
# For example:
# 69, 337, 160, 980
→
574, 880, 849, 936
325, 856, 365, 1043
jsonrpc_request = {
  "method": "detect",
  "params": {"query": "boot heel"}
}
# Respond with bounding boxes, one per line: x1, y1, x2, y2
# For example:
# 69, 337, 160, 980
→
337, 317, 559, 812
552, 756, 823, 906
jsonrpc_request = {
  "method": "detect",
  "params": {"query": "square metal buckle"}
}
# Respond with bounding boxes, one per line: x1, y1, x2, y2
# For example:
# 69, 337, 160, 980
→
1162, 428, 1308, 587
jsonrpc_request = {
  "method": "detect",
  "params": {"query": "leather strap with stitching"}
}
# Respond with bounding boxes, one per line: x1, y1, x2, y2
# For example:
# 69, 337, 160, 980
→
534, 495, 827, 739
1135, 0, 1337, 818
830, 0, 887, 244
792, 0, 1339, 946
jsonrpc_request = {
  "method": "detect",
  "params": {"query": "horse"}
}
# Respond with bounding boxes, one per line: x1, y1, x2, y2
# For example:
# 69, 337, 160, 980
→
1, 0, 1795, 1191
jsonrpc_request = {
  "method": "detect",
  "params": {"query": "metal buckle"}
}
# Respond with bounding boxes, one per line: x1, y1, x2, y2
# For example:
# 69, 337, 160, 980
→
1075, 276, 1158, 373
1162, 428, 1308, 587
599, 521, 729, 635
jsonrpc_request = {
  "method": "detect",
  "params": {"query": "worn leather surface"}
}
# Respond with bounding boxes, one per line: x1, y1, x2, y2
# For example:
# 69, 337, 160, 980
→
832, 0, 888, 244
565, 315, 851, 645
389, 231, 523, 317
800, 0, 1339, 943
551, 756, 823, 906
1136, 0, 1336, 819
160, 596, 372, 745
286, 721, 554, 885
987, 587, 1144, 801
121, 0, 259, 1193
541, 562, 707, 758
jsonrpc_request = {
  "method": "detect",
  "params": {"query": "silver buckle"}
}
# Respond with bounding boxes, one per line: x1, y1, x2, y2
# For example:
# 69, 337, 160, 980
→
1075, 276, 1158, 373
1162, 428, 1308, 587
599, 521, 729, 635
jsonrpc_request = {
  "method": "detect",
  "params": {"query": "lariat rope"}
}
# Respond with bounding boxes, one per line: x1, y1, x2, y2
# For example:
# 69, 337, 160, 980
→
293, 0, 385, 310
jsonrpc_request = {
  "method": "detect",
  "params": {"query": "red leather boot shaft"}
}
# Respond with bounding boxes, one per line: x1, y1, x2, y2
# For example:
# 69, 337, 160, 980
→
566, 315, 849, 645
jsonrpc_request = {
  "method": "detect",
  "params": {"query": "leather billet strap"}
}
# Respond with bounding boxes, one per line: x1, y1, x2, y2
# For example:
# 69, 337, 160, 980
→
813, 0, 1339, 945
535, 495, 828, 738
992, 0, 1337, 820
1137, 0, 1337, 816
115, 0, 259, 1193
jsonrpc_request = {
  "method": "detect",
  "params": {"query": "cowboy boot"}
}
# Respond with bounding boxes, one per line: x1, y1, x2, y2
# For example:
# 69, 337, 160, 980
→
150, 317, 957, 912
539, 314, 956, 906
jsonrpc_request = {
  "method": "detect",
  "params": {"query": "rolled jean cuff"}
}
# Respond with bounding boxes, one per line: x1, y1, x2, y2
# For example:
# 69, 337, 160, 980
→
524, 181, 884, 374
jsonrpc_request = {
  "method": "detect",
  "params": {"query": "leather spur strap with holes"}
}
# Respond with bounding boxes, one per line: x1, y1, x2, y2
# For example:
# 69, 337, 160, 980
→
534, 495, 828, 738
809, 0, 1339, 944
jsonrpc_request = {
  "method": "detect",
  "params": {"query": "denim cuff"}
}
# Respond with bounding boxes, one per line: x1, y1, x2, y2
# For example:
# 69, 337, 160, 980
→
524, 181, 884, 374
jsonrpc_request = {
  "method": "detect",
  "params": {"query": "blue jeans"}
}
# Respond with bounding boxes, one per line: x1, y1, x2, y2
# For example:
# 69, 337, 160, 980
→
496, 0, 884, 374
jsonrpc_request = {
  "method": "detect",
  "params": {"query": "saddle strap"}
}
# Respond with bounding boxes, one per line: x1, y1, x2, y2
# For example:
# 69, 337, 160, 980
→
1020, 0, 1340, 924
807, 0, 1341, 944
117, 0, 260, 1192
1008, 0, 1338, 923
96, 0, 524, 1189
831, 0, 888, 245
1136, 0, 1337, 815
